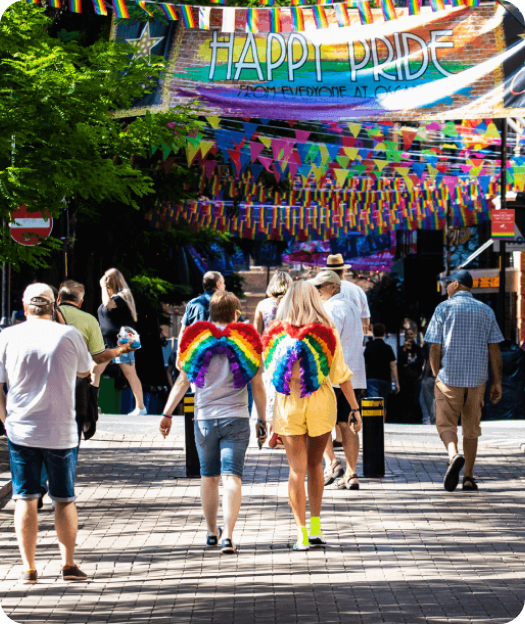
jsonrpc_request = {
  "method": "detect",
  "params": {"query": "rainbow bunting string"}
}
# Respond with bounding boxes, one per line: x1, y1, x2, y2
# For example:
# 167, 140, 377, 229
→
312, 6, 329, 28
334, 3, 351, 27
69, 0, 81, 11
49, 0, 61, 8
135, 0, 153, 16
260, 0, 274, 5
269, 8, 282, 32
112, 0, 129, 19
180, 5, 196, 27
466, 0, 479, 5
199, 6, 211, 29
291, 6, 305, 31
380, 0, 397, 21
408, 0, 420, 15
92, 0, 107, 15
246, 8, 260, 33
160, 3, 177, 20
357, 0, 373, 24
25, 0, 41, 5
429, 0, 446, 10
451, 0, 465, 6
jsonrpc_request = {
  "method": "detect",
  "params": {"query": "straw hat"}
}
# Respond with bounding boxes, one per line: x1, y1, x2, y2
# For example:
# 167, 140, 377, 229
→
325, 254, 350, 271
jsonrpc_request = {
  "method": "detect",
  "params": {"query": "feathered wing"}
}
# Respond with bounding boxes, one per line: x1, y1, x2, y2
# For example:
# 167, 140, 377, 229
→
179, 321, 262, 389
262, 322, 337, 397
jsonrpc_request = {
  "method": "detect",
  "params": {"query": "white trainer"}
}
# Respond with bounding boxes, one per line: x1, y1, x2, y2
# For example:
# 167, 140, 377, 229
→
128, 407, 147, 416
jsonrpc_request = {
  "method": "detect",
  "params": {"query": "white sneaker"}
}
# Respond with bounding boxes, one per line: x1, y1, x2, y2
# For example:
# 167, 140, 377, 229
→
128, 407, 147, 416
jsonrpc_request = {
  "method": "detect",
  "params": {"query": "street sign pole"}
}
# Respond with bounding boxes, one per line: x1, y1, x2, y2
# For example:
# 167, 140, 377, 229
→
498, 119, 508, 337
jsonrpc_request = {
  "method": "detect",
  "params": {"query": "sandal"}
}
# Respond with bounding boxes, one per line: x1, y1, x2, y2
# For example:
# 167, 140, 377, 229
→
334, 474, 360, 490
324, 462, 344, 486
462, 476, 478, 491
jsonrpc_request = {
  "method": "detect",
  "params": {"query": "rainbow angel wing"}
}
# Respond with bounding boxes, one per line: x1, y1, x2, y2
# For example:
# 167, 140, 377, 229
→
179, 322, 262, 389
262, 322, 337, 397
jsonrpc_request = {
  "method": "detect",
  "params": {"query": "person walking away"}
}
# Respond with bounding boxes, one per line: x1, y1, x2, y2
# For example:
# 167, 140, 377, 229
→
94, 269, 146, 416
254, 271, 293, 448
312, 271, 366, 490
420, 342, 436, 425
398, 328, 424, 424
364, 323, 400, 419
424, 270, 503, 492
325, 254, 370, 334
262, 281, 362, 550
159, 291, 267, 554
0, 284, 92, 583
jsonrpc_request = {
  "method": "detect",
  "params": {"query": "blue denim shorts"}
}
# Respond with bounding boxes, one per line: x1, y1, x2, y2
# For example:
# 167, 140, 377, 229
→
113, 351, 135, 365
366, 379, 391, 404
8, 439, 78, 503
194, 418, 250, 479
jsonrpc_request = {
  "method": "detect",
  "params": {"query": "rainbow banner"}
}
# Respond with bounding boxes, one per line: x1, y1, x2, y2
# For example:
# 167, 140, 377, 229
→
135, 0, 152, 16
69, 0, 81, 11
180, 5, 196, 28
429, 0, 446, 10
334, 3, 351, 27
199, 7, 211, 30
312, 6, 329, 29
291, 6, 305, 31
380, 0, 397, 21
466, 0, 479, 5
246, 8, 260, 33
49, 0, 61, 7
269, 8, 282, 32
91, 0, 107, 15
357, 1, 373, 25
112, 0, 129, 19
160, 3, 177, 20
407, 0, 420, 16
25, 0, 41, 4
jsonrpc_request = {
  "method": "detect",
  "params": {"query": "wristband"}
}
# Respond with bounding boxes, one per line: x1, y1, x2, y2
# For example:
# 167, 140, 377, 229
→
350, 409, 360, 413
162, 413, 173, 419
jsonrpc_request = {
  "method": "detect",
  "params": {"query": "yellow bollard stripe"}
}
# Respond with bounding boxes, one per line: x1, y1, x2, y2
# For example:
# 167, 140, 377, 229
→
361, 400, 384, 407
362, 410, 384, 417
184, 397, 195, 405
184, 407, 195, 414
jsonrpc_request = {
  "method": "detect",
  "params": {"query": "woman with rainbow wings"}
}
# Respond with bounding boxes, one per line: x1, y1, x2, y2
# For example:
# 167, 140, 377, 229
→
262, 281, 362, 551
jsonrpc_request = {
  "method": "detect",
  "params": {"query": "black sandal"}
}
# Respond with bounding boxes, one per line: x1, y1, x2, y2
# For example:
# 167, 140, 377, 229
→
334, 474, 359, 490
462, 476, 478, 491
324, 461, 344, 486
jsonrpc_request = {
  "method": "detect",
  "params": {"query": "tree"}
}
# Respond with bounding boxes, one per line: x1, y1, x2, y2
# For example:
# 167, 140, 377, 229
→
0, 2, 199, 268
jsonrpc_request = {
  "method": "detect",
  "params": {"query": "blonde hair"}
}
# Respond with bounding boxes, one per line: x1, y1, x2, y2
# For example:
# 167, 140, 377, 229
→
104, 268, 137, 322
266, 271, 293, 299
275, 280, 334, 328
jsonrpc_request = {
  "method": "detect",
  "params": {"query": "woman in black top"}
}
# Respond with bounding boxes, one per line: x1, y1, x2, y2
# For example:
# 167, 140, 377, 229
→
94, 269, 146, 415
398, 329, 423, 424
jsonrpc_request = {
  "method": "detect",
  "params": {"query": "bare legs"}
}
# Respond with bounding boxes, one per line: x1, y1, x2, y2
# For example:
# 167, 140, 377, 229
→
14, 499, 78, 571
463, 438, 478, 479
339, 422, 359, 485
201, 475, 243, 541
92, 361, 144, 411
281, 432, 331, 528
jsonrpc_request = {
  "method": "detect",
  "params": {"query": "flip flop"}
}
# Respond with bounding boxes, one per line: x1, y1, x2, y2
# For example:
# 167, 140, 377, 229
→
324, 462, 344, 486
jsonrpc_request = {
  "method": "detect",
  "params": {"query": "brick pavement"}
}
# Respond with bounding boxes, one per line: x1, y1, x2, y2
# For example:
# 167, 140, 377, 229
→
0, 431, 524, 624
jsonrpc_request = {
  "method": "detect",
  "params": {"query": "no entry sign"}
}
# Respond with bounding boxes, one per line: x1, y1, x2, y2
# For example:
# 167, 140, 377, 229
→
492, 210, 515, 239
9, 206, 53, 246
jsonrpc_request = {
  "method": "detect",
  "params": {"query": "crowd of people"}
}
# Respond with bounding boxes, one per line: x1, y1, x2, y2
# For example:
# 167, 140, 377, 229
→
0, 262, 504, 580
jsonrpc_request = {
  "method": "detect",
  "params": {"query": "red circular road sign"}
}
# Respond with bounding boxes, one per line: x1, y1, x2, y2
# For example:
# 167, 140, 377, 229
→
9, 205, 53, 246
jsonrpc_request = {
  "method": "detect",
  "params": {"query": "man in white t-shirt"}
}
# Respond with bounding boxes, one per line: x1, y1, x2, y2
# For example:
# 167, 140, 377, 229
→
325, 254, 370, 334
311, 271, 366, 491
0, 284, 92, 584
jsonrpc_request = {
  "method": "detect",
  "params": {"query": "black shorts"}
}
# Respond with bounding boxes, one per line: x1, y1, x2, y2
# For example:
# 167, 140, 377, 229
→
335, 388, 366, 424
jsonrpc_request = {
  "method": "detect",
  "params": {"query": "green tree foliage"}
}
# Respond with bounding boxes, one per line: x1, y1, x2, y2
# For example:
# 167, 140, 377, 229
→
0, 2, 199, 268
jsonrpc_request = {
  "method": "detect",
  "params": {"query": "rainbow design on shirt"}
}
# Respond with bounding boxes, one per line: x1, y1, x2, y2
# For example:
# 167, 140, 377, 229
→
262, 322, 337, 398
246, 8, 260, 33
291, 7, 305, 31
180, 5, 196, 28
69, 0, 81, 11
180, 322, 262, 389
312, 6, 328, 29
380, 0, 396, 21
358, 1, 373, 25
160, 3, 178, 20
92, 0, 107, 15
408, 0, 420, 15
112, 0, 129, 19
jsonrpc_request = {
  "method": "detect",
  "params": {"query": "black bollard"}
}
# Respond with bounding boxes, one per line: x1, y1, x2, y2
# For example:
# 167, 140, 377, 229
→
361, 397, 385, 478
184, 392, 200, 478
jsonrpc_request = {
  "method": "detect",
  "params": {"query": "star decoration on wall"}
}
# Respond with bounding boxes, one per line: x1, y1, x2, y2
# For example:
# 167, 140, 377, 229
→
125, 23, 165, 60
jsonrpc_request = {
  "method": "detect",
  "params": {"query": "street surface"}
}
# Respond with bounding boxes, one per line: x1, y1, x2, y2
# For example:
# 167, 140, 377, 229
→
0, 427, 524, 624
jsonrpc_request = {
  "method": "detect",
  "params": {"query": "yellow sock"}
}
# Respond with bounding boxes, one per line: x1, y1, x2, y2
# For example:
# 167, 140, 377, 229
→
310, 516, 322, 536
296, 526, 308, 546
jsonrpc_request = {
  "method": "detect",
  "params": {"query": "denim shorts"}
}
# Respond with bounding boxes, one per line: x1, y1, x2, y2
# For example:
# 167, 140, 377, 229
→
194, 418, 250, 479
8, 439, 78, 503
113, 351, 135, 365
366, 379, 391, 404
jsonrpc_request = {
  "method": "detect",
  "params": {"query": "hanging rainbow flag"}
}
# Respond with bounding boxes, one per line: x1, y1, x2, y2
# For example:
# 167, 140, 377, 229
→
312, 6, 329, 28
291, 6, 305, 30
269, 8, 282, 32
199, 6, 211, 29
25, 0, 41, 4
112, 0, 129, 18
358, 0, 373, 24
246, 8, 260, 32
408, 0, 420, 15
380, 0, 396, 21
290, 0, 301, 4
160, 3, 177, 20
334, 3, 351, 26
135, 0, 153, 16
451, 0, 465, 5
466, 0, 479, 5
180, 5, 196, 27
260, 0, 274, 5
92, 0, 107, 15
48, 0, 61, 7
429, 0, 446, 10
69, 0, 81, 11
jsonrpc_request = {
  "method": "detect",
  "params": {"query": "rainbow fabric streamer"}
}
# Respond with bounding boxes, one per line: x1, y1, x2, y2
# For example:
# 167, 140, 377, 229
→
408, 0, 420, 15
246, 8, 260, 33
134, 0, 152, 15
429, 0, 446, 10
466, 0, 479, 5
451, 0, 465, 5
199, 7, 211, 29
92, 0, 107, 15
334, 3, 351, 27
260, 0, 274, 5
112, 0, 129, 18
25, 0, 41, 5
312, 6, 329, 28
380, 0, 397, 21
180, 322, 262, 389
291, 7, 305, 31
262, 322, 337, 397
358, 1, 373, 25
69, 0, 81, 11
180, 5, 196, 27
49, 0, 61, 7
269, 8, 282, 32
160, 3, 177, 20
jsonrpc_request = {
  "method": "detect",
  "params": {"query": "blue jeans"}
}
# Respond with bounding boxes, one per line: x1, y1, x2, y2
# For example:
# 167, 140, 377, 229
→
194, 418, 250, 479
8, 440, 78, 502
366, 379, 391, 405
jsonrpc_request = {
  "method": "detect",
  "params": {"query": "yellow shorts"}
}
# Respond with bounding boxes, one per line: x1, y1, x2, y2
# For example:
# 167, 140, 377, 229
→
273, 382, 337, 438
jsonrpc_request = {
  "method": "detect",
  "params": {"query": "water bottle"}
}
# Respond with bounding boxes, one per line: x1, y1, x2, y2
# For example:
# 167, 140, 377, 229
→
117, 326, 141, 350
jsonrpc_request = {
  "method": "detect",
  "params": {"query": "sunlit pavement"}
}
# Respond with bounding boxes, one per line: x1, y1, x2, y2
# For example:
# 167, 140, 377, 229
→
0, 425, 524, 624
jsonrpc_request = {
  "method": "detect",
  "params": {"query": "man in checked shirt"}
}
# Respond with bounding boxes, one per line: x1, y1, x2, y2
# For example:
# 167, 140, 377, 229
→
424, 270, 504, 493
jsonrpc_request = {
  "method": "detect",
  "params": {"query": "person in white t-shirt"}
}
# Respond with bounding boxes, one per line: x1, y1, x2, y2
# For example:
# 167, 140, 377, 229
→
325, 254, 370, 334
311, 271, 366, 491
0, 284, 92, 584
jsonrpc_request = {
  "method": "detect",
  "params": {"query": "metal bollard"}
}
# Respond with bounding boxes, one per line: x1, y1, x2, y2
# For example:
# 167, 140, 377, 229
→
184, 392, 200, 478
361, 397, 385, 478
